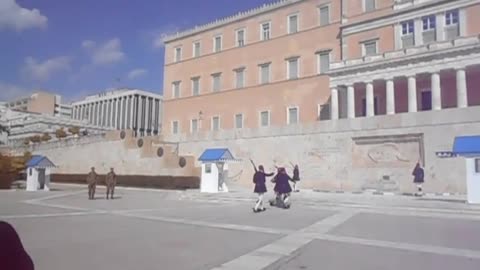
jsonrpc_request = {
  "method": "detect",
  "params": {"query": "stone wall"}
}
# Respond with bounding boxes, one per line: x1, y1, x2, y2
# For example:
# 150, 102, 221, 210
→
10, 130, 199, 178
162, 107, 480, 194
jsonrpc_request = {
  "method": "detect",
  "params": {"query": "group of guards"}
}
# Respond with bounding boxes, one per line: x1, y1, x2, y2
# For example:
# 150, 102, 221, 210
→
86, 167, 117, 200
251, 159, 300, 213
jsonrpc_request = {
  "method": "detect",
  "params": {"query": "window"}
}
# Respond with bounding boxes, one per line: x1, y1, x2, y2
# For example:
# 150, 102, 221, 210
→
445, 10, 459, 26
235, 113, 243, 129
318, 51, 330, 74
172, 121, 179, 134
401, 20, 415, 48
174, 47, 182, 62
445, 10, 460, 40
191, 77, 200, 96
476, 159, 480, 173
260, 111, 270, 127
362, 40, 377, 56
212, 73, 221, 92
193, 42, 201, 57
259, 63, 271, 84
287, 58, 299, 80
319, 5, 330, 26
422, 15, 436, 31
422, 15, 436, 43
288, 14, 298, 34
261, 22, 271, 41
172, 81, 181, 98
214, 35, 222, 52
401, 20, 414, 35
287, 107, 299, 125
235, 68, 245, 88
191, 119, 198, 133
364, 0, 376, 12
205, 163, 212, 174
211, 116, 220, 131
236, 29, 245, 47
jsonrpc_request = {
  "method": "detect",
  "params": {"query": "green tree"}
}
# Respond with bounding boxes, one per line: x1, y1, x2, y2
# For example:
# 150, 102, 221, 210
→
29, 135, 41, 143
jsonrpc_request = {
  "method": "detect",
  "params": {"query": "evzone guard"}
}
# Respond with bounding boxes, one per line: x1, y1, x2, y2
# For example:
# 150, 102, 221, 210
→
269, 167, 294, 209
250, 159, 274, 213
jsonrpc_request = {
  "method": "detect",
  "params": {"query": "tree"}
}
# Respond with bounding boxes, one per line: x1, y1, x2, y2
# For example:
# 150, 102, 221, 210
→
41, 133, 52, 142
0, 152, 30, 189
29, 135, 41, 143
55, 128, 67, 139
68, 126, 80, 135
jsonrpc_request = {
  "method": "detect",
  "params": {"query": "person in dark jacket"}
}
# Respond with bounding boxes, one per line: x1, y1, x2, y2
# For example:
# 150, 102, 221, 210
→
86, 167, 98, 200
412, 162, 425, 196
105, 167, 117, 200
250, 159, 274, 212
0, 221, 35, 270
291, 164, 300, 192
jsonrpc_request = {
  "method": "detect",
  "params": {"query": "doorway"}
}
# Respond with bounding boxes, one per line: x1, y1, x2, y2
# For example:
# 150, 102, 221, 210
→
421, 91, 432, 111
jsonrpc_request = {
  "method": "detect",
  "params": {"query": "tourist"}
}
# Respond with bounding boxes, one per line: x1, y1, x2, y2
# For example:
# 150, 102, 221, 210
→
250, 159, 274, 213
105, 167, 117, 200
0, 221, 34, 270
412, 162, 425, 196
86, 167, 98, 200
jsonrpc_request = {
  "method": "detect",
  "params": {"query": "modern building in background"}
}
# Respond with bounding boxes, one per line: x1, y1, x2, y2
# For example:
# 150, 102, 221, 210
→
71, 89, 163, 137
162, 0, 480, 135
4, 91, 72, 118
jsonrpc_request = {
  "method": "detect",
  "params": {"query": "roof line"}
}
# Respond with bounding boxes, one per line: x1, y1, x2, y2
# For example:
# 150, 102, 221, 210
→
163, 0, 303, 43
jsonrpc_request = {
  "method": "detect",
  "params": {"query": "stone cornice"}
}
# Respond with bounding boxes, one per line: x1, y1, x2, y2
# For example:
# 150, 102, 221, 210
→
163, 0, 305, 43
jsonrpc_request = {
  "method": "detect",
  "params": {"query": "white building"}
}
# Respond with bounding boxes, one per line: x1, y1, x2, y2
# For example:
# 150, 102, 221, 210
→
71, 89, 163, 137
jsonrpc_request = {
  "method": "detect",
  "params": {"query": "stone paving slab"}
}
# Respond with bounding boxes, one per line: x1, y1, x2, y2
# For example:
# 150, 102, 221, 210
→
264, 239, 480, 270
5, 214, 280, 270
330, 212, 480, 251
127, 204, 335, 231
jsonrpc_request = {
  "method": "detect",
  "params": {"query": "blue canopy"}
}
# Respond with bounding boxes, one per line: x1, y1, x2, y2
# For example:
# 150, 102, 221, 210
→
198, 148, 239, 162
436, 136, 480, 158
26, 155, 56, 168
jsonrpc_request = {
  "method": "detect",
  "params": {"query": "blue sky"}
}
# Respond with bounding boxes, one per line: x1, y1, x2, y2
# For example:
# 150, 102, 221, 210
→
0, 0, 277, 102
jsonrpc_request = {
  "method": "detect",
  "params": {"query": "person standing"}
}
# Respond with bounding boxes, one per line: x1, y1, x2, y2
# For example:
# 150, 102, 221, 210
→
105, 168, 117, 200
412, 162, 425, 196
250, 159, 274, 213
275, 167, 293, 208
292, 164, 300, 192
86, 167, 98, 200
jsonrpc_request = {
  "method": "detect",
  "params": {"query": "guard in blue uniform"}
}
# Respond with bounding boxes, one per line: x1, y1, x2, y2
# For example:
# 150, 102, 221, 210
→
250, 159, 274, 213
412, 162, 425, 196
291, 164, 300, 192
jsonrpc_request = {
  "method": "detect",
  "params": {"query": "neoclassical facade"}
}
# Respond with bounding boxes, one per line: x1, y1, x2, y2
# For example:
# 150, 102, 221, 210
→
162, 0, 480, 135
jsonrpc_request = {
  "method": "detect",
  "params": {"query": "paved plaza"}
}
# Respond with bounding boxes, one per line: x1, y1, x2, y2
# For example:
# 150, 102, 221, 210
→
2, 184, 480, 270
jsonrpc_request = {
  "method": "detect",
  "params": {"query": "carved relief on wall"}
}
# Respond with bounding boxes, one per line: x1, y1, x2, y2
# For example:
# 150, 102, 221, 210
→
352, 133, 424, 168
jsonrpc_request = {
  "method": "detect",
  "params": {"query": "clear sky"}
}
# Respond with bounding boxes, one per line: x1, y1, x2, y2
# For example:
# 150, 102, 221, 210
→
0, 0, 277, 102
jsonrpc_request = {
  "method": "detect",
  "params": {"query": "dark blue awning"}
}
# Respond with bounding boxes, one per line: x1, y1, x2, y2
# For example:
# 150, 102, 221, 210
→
26, 155, 56, 168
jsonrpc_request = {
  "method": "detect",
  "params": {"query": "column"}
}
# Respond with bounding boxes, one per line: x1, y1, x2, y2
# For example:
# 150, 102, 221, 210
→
108, 99, 113, 127
119, 97, 124, 129
386, 79, 395, 115
431, 72, 441, 110
456, 69, 468, 108
95, 102, 100, 126
331, 88, 339, 120
99, 101, 104, 127
79, 106, 83, 120
114, 99, 118, 128
365, 82, 374, 117
408, 76, 417, 112
129, 96, 134, 129
124, 98, 128, 129
89, 103, 94, 124
347, 85, 355, 119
